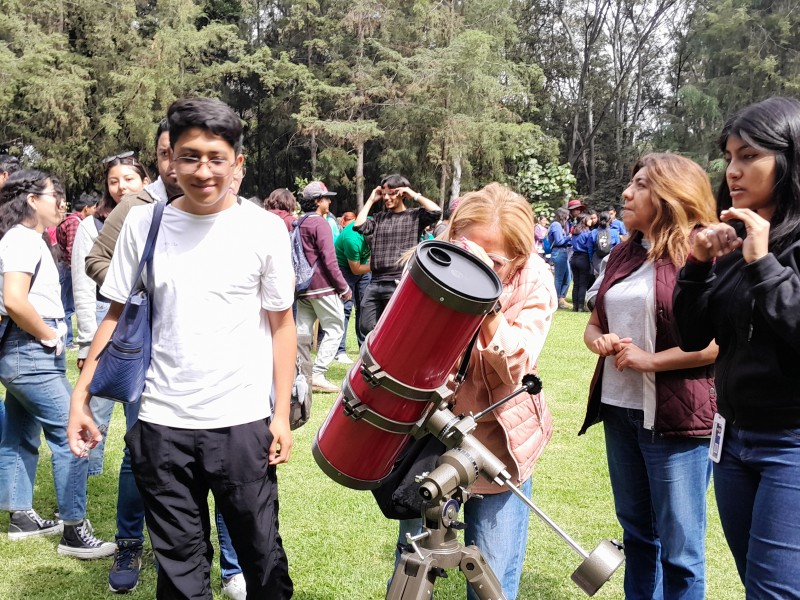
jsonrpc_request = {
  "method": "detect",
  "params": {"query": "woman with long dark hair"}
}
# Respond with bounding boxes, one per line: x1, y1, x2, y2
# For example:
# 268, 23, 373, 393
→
72, 153, 149, 475
0, 170, 114, 558
581, 153, 718, 599
547, 206, 572, 309
675, 96, 800, 596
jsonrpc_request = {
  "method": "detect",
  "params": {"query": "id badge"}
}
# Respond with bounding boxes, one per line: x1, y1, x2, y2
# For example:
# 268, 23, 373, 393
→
709, 413, 726, 463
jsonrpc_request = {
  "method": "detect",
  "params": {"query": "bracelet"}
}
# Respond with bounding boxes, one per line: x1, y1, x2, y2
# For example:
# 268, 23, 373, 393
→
414, 192, 421, 202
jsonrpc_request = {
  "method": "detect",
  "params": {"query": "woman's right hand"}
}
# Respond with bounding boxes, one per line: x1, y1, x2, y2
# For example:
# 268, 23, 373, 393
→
589, 333, 633, 357
691, 223, 743, 262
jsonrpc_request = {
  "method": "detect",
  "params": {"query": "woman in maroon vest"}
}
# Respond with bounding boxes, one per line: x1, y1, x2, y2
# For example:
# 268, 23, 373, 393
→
580, 153, 718, 599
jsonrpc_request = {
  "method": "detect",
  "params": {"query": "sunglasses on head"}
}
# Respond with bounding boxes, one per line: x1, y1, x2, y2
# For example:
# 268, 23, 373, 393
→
102, 150, 135, 165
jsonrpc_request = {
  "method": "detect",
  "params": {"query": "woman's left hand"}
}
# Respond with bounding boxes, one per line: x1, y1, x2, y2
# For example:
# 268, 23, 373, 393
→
720, 207, 770, 264
614, 342, 654, 372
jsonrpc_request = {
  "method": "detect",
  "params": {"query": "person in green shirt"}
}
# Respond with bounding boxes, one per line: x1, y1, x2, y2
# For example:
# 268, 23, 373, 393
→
334, 211, 370, 363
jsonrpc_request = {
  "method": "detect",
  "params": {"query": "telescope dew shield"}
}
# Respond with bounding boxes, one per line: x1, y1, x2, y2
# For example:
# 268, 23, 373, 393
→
313, 241, 502, 490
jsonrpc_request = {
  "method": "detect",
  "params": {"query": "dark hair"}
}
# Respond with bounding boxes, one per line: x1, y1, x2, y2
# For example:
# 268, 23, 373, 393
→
604, 205, 618, 214
73, 191, 100, 212
380, 174, 410, 189
0, 155, 21, 176
554, 207, 569, 224
0, 170, 62, 239
598, 211, 611, 228
155, 117, 169, 147
718, 97, 800, 253
264, 188, 296, 212
299, 195, 318, 213
167, 98, 243, 154
95, 155, 150, 222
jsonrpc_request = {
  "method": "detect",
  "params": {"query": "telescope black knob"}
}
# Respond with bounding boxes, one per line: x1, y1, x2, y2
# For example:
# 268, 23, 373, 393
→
521, 374, 543, 395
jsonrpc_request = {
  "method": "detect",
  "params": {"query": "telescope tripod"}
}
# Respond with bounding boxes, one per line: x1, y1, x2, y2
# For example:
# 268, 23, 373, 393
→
387, 490, 505, 600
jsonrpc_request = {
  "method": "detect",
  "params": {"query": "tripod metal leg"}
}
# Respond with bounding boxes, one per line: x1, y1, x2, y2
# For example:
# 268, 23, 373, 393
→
460, 545, 506, 600
386, 542, 507, 600
386, 550, 438, 600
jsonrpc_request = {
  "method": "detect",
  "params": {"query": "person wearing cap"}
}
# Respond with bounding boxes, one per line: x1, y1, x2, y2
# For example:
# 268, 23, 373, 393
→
297, 181, 352, 393
354, 174, 442, 337
567, 198, 587, 234
55, 192, 100, 349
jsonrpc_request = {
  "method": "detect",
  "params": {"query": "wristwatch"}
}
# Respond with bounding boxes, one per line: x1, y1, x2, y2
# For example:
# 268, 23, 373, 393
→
491, 300, 502, 315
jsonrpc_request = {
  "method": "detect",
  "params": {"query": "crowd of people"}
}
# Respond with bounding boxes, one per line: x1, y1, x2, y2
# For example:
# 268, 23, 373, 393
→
0, 94, 799, 600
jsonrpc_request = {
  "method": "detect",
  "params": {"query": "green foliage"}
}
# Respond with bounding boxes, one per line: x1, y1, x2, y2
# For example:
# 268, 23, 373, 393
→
512, 151, 577, 211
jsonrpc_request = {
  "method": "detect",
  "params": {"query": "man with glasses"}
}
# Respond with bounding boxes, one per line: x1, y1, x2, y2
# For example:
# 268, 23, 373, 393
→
353, 174, 441, 336
69, 97, 295, 599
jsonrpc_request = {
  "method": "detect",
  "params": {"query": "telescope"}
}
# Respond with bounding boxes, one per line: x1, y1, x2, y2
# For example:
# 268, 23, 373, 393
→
312, 240, 624, 598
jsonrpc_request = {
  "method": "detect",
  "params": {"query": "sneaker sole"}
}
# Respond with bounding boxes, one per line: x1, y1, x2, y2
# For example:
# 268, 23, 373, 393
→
312, 385, 340, 393
57, 543, 117, 559
8, 523, 64, 541
109, 581, 139, 594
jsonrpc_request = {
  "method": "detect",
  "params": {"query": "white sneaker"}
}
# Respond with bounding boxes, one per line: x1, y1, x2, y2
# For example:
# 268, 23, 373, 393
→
311, 373, 340, 393
221, 573, 247, 600
334, 353, 354, 364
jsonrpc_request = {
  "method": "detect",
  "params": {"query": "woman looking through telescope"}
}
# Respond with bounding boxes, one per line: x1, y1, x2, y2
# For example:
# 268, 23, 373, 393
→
397, 182, 558, 600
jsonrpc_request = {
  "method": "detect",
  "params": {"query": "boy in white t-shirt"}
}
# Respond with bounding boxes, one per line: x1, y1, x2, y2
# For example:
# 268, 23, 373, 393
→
67, 98, 296, 599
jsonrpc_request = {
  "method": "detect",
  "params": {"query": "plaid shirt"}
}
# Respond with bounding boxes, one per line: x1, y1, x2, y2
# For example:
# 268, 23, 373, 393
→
56, 212, 83, 265
354, 207, 441, 281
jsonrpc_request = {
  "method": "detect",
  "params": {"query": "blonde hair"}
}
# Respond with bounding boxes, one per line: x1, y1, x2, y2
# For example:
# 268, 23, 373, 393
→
630, 153, 718, 265
445, 182, 535, 261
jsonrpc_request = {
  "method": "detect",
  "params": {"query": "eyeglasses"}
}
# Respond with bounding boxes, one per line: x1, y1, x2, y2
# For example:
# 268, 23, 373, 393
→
102, 151, 135, 165
486, 252, 515, 272
173, 156, 236, 177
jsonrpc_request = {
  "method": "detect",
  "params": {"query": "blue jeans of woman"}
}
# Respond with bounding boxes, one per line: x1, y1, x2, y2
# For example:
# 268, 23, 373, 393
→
603, 405, 711, 600
86, 300, 113, 475
551, 247, 571, 299
0, 320, 88, 522
396, 479, 532, 600
713, 424, 800, 598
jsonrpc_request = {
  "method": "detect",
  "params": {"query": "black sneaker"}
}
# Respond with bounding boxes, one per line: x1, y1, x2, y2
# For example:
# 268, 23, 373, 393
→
8, 510, 64, 541
57, 519, 116, 559
108, 538, 144, 593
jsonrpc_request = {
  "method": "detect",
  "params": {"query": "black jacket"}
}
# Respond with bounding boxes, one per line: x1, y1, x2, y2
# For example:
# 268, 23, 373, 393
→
674, 236, 800, 429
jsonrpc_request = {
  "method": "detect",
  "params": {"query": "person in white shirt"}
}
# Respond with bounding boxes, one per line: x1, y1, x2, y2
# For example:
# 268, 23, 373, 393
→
0, 170, 115, 559
68, 98, 296, 599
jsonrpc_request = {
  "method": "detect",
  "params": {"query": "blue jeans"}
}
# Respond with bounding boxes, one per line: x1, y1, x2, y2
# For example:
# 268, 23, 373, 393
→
216, 507, 243, 579
338, 270, 371, 355
713, 425, 800, 598
87, 300, 113, 476
603, 405, 711, 600
58, 263, 74, 346
116, 400, 146, 542
551, 247, 571, 299
396, 479, 532, 600
0, 321, 88, 522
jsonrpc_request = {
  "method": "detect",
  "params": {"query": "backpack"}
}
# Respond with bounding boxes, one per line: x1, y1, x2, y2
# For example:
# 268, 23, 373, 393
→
291, 214, 317, 293
542, 235, 553, 255
595, 228, 612, 257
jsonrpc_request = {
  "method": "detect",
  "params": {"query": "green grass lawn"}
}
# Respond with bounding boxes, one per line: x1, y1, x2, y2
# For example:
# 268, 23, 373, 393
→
0, 311, 744, 599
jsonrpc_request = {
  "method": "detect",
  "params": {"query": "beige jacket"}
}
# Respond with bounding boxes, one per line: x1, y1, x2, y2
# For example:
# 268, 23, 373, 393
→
454, 253, 558, 494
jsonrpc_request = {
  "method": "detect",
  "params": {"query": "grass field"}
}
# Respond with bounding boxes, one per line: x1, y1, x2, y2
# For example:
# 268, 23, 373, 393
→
0, 310, 744, 599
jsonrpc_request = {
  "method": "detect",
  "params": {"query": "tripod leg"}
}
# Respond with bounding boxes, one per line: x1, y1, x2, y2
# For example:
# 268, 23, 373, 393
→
386, 550, 438, 600
459, 545, 507, 600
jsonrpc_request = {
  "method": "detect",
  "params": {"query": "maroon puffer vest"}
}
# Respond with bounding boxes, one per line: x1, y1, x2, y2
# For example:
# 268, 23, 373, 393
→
578, 234, 716, 437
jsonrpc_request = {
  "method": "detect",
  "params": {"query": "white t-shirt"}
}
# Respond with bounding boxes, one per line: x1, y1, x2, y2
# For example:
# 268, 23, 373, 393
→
101, 200, 294, 429
0, 225, 64, 318
599, 259, 657, 411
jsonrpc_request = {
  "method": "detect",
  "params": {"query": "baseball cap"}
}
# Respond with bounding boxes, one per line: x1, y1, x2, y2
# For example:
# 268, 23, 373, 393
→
302, 181, 337, 200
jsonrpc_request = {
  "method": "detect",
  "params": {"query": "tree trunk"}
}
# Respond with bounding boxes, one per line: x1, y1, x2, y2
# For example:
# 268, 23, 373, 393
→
450, 154, 462, 201
356, 141, 365, 211
439, 139, 448, 207
310, 130, 317, 179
